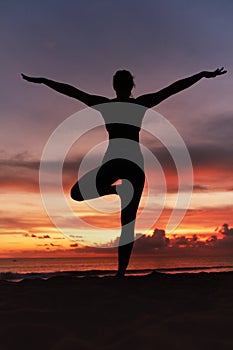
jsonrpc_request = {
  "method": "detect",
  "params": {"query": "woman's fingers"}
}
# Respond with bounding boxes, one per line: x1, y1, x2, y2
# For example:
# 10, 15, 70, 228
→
216, 67, 227, 75
204, 67, 227, 78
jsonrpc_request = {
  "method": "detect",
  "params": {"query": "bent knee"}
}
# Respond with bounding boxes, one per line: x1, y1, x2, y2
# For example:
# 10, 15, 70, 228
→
70, 186, 84, 201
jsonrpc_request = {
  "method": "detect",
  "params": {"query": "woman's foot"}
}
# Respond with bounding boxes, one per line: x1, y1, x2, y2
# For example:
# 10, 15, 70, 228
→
115, 272, 125, 278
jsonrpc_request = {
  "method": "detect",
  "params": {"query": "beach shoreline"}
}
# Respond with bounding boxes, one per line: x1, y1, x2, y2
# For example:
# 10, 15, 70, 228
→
0, 271, 232, 349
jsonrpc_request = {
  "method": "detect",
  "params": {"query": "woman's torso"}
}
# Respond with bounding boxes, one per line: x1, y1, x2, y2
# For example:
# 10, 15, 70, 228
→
97, 99, 147, 167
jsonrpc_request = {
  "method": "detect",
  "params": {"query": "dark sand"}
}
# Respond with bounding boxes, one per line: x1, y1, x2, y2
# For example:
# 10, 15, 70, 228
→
0, 271, 232, 350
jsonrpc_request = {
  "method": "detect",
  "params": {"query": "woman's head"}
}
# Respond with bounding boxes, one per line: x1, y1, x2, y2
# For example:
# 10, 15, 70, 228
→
113, 70, 135, 98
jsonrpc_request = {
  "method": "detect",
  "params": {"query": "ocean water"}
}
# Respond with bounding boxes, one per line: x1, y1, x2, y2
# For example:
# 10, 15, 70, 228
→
0, 255, 233, 281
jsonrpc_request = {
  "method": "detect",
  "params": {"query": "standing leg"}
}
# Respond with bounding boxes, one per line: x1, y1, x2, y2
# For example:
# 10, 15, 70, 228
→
117, 169, 145, 276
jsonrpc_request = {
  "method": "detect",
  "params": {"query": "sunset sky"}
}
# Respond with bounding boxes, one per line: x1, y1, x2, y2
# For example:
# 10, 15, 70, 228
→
1, 0, 233, 257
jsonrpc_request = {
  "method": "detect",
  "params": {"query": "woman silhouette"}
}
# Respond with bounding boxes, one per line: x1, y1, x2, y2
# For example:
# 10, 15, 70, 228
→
22, 67, 226, 276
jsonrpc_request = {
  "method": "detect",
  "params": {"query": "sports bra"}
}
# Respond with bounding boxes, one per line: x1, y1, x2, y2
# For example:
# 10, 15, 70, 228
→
96, 101, 146, 142
105, 123, 140, 142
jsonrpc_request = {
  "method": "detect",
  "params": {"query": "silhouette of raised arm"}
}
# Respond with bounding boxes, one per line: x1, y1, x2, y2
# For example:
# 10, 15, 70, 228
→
21, 74, 109, 106
136, 67, 227, 108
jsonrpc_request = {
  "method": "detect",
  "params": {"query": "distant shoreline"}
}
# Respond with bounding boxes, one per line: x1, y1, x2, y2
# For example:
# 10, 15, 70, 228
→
1, 268, 233, 283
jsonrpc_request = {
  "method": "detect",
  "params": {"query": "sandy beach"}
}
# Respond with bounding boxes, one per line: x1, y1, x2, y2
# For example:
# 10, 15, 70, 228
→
0, 272, 232, 350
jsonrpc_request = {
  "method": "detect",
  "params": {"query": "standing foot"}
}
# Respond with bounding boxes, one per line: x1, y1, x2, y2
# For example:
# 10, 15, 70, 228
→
115, 271, 126, 278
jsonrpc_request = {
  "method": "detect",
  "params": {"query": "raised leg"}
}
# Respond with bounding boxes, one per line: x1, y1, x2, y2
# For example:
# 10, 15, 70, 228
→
70, 165, 117, 201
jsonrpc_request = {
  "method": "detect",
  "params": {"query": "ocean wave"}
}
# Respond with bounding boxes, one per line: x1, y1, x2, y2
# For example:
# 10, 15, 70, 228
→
1, 265, 233, 282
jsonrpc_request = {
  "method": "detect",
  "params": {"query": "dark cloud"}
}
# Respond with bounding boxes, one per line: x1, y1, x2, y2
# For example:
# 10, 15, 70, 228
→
134, 229, 170, 253
189, 145, 233, 170
148, 144, 233, 172
173, 234, 199, 248
0, 216, 31, 229
206, 235, 218, 245
193, 185, 209, 191
71, 223, 233, 255
0, 152, 39, 191
50, 243, 61, 247
0, 216, 50, 233
191, 113, 233, 146
23, 233, 51, 239
0, 151, 39, 170
0, 151, 82, 172
0, 150, 84, 192
36, 243, 63, 248
220, 223, 233, 236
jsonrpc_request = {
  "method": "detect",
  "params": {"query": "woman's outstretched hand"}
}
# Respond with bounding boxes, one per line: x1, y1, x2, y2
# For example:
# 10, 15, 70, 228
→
203, 67, 227, 78
21, 73, 43, 84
